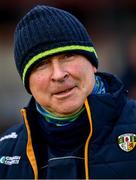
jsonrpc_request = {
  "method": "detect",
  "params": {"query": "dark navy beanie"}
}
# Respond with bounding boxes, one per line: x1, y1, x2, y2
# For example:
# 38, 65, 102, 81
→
14, 5, 98, 92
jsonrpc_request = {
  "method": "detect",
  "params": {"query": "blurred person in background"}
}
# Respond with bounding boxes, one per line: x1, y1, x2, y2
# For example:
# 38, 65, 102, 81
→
0, 5, 136, 179
122, 34, 136, 99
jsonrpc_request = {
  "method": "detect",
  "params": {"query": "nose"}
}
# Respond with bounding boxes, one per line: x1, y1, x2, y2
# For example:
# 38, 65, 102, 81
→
51, 59, 69, 82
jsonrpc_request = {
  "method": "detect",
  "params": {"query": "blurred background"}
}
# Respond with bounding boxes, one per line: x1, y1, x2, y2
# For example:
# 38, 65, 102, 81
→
1, 0, 136, 133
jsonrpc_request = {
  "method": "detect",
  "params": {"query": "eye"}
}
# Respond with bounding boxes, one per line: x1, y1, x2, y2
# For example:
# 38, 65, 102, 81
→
63, 53, 75, 60
32, 59, 51, 71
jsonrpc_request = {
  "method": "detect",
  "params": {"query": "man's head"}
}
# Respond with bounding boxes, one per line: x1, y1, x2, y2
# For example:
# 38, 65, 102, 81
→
14, 5, 98, 93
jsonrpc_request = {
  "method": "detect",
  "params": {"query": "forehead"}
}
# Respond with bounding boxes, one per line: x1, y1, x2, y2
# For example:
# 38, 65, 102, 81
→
34, 53, 85, 65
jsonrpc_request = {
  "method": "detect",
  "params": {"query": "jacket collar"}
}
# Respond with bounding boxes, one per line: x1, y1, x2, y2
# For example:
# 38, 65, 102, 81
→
87, 72, 127, 143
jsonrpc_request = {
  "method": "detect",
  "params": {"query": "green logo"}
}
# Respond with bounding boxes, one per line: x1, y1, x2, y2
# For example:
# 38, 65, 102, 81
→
118, 133, 136, 152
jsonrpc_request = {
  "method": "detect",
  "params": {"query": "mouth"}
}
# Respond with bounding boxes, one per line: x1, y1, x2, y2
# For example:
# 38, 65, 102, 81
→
55, 87, 74, 94
53, 87, 76, 98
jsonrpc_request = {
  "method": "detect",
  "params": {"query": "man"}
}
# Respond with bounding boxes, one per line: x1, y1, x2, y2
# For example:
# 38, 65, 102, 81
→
0, 5, 136, 179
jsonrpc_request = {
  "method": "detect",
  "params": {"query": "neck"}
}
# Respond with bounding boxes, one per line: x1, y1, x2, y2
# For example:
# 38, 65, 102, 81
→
36, 102, 85, 126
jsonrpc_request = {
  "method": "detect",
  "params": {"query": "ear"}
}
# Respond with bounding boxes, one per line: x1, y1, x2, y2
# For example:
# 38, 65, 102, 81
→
93, 66, 97, 73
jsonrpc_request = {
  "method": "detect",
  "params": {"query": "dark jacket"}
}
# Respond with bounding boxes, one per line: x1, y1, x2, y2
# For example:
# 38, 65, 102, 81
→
0, 73, 136, 179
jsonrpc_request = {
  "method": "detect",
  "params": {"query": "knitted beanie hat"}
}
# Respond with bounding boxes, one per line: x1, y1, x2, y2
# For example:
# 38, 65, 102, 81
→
14, 5, 98, 92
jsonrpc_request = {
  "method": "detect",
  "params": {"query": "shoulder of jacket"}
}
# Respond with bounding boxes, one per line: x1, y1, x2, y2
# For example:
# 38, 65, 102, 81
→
0, 123, 26, 150
124, 97, 136, 112
120, 97, 136, 123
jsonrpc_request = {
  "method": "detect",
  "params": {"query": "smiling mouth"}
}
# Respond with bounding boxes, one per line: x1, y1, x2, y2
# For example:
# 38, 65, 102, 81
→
53, 87, 76, 98
55, 87, 74, 95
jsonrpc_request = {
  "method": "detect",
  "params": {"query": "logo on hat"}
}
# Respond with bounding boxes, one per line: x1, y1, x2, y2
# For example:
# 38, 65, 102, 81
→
118, 133, 136, 152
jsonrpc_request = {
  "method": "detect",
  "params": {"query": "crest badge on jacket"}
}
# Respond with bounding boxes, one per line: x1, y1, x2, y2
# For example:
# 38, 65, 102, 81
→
118, 133, 136, 152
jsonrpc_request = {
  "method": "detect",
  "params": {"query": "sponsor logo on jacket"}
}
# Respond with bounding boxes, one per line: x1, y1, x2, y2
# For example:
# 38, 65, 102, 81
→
0, 132, 17, 142
0, 156, 21, 165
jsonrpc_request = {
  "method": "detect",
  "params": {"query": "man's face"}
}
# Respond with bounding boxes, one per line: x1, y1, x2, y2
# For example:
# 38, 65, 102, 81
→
29, 53, 97, 116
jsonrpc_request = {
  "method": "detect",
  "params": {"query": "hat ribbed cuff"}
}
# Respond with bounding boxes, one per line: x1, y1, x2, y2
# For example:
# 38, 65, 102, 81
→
22, 45, 98, 85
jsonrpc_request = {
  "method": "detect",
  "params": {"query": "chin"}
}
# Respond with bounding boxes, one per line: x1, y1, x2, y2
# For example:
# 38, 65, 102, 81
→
56, 105, 83, 116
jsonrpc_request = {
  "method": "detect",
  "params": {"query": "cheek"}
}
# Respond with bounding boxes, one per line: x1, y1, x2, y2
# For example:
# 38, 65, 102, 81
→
78, 64, 96, 90
30, 72, 49, 91
70, 64, 92, 79
69, 63, 84, 76
35, 74, 46, 84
